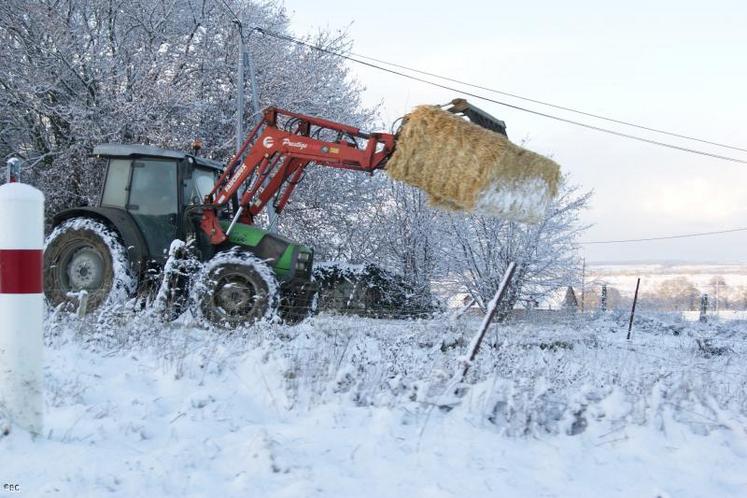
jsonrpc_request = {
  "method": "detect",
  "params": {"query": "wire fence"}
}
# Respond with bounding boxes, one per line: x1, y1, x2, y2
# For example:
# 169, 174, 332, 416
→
45, 278, 747, 325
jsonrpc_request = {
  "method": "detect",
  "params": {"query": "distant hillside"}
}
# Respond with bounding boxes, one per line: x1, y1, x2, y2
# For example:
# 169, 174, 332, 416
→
587, 263, 747, 297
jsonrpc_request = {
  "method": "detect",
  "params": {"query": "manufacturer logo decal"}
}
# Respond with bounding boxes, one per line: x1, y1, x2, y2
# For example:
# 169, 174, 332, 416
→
282, 138, 308, 150
219, 163, 247, 203
262, 136, 275, 148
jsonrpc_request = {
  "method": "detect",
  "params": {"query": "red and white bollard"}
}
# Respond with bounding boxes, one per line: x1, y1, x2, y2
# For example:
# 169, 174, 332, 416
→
0, 181, 44, 434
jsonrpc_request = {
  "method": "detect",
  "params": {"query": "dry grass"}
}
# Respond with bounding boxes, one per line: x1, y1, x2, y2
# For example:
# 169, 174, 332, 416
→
387, 105, 561, 221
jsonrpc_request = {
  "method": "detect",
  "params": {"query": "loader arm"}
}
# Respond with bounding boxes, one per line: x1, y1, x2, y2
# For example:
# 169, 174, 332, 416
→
200, 107, 396, 245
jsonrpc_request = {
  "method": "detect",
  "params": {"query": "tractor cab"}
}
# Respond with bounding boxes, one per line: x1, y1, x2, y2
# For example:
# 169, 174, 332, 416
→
93, 144, 223, 261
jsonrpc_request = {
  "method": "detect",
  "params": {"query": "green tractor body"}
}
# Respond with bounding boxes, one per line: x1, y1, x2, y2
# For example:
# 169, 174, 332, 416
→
220, 220, 309, 281
44, 144, 315, 325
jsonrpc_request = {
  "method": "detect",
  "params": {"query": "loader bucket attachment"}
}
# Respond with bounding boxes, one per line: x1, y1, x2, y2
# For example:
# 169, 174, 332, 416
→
386, 100, 561, 223
446, 98, 507, 136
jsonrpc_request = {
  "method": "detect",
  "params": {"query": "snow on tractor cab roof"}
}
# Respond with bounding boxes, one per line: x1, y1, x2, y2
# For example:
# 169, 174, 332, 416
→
92, 144, 225, 172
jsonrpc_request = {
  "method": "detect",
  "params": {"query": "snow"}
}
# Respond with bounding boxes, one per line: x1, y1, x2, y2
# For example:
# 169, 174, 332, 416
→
314, 261, 369, 275
0, 181, 44, 202
475, 177, 553, 223
0, 182, 44, 251
151, 239, 191, 314
1, 310, 746, 497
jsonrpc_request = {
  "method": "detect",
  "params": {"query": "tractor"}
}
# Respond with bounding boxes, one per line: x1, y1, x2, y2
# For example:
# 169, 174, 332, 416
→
43, 101, 510, 327
43, 143, 317, 326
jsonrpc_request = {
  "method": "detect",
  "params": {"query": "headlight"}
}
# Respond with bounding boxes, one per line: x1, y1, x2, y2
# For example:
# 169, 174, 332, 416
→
294, 251, 312, 275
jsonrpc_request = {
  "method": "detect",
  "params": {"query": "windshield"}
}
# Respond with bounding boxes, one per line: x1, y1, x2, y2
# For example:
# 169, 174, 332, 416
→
187, 168, 218, 204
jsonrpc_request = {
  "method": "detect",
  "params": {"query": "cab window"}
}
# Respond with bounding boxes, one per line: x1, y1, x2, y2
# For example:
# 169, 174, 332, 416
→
185, 167, 218, 205
101, 159, 131, 207
128, 158, 179, 258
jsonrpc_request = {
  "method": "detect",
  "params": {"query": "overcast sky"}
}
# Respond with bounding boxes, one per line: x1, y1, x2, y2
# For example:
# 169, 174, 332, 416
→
283, 0, 747, 263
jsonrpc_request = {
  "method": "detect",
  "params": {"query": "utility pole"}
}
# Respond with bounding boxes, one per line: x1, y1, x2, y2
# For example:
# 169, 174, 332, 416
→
245, 30, 261, 130
246, 30, 275, 233
235, 23, 245, 154
234, 23, 276, 233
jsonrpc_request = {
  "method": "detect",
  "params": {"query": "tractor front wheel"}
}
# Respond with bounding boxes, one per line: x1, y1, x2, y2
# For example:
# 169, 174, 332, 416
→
191, 251, 278, 328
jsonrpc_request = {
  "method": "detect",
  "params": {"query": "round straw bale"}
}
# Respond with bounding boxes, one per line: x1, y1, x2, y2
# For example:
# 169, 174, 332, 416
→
386, 105, 560, 222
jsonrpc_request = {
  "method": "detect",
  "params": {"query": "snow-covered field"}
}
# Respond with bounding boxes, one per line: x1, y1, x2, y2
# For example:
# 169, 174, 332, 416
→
589, 262, 747, 296
2, 309, 747, 497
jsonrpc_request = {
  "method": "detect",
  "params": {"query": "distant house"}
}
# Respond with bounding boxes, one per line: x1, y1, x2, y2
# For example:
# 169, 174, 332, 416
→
562, 286, 578, 310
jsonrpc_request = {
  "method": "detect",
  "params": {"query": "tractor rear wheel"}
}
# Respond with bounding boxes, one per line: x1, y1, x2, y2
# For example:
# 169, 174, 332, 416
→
44, 217, 135, 312
191, 251, 278, 328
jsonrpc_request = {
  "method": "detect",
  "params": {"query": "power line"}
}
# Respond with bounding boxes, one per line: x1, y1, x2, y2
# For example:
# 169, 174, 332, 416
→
217, 0, 241, 23
581, 226, 747, 245
254, 28, 747, 165
349, 52, 747, 154
220, 22, 747, 247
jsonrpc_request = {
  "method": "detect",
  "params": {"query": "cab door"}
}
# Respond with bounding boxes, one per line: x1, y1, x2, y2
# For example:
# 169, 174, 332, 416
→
127, 158, 179, 260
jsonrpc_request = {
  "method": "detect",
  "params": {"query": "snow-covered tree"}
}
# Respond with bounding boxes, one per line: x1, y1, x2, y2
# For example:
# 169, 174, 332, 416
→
377, 183, 447, 304
641, 277, 700, 311
446, 180, 591, 315
0, 0, 378, 245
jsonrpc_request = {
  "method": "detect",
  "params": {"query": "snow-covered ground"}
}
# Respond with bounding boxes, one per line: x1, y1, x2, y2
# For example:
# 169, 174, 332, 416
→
2, 309, 746, 497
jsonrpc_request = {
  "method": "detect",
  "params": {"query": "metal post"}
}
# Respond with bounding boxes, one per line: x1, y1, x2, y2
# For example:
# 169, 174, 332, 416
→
699, 293, 708, 323
461, 262, 517, 379
440, 263, 517, 409
580, 258, 586, 312
239, 27, 277, 233
627, 278, 640, 340
236, 27, 262, 150
6, 158, 21, 184
244, 30, 261, 131
245, 31, 277, 233
235, 24, 245, 154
